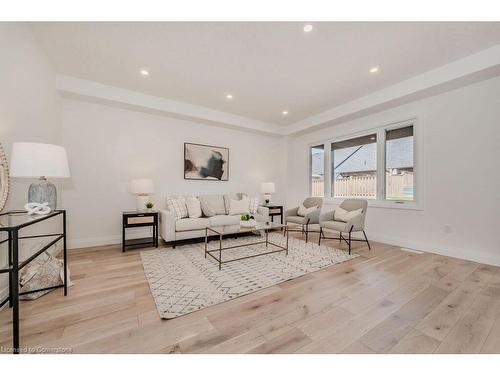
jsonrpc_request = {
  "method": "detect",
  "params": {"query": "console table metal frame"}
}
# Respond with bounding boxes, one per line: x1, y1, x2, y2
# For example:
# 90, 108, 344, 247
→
204, 223, 288, 270
0, 209, 68, 354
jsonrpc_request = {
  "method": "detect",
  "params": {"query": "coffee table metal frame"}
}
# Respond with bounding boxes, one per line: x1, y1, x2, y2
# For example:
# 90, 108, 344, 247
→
204, 223, 288, 270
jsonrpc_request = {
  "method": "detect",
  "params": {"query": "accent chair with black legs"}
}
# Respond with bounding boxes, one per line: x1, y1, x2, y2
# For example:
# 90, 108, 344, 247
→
284, 197, 323, 243
318, 198, 370, 254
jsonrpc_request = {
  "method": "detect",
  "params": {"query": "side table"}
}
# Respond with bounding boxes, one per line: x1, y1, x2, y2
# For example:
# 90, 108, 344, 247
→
122, 211, 159, 252
262, 204, 284, 225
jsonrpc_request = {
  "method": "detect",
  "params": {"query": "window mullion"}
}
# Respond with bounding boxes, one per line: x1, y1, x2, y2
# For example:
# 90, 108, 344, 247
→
324, 142, 332, 197
376, 128, 386, 201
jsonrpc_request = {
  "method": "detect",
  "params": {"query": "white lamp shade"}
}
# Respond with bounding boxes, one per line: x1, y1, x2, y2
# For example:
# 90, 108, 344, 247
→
130, 179, 154, 195
260, 182, 275, 194
10, 142, 70, 178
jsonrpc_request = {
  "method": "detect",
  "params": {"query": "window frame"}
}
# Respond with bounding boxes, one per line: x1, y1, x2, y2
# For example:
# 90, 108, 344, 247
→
307, 118, 422, 210
308, 144, 326, 197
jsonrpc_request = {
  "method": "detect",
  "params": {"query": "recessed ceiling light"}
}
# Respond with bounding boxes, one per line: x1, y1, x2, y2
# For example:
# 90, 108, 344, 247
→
140, 69, 150, 76
226, 94, 233, 100
369, 67, 379, 74
282, 110, 289, 115
303, 24, 313, 33
370, 136, 376, 140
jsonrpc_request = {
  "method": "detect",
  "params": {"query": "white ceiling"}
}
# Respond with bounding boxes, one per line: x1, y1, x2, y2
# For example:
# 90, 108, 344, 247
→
31, 22, 500, 126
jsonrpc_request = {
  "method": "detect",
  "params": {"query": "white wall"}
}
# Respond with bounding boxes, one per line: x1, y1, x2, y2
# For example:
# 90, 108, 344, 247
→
60, 98, 287, 248
2, 22, 499, 273
0, 23, 62, 209
0, 23, 61, 303
287, 76, 500, 266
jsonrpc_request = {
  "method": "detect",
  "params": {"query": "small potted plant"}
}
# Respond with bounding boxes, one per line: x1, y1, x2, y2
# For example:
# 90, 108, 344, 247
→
145, 201, 154, 211
240, 213, 256, 227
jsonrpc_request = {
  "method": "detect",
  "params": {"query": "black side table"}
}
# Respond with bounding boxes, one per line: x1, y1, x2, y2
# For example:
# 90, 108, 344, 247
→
122, 211, 159, 252
263, 204, 284, 225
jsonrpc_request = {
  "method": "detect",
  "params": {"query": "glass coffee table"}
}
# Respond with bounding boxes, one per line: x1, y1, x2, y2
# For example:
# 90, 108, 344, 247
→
204, 222, 288, 270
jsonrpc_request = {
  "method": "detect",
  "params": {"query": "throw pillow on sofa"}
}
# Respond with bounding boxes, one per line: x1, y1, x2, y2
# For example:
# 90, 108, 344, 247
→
229, 197, 250, 215
223, 193, 246, 214
334, 207, 363, 222
297, 204, 317, 217
185, 197, 202, 218
166, 197, 188, 218
249, 197, 259, 214
199, 195, 226, 217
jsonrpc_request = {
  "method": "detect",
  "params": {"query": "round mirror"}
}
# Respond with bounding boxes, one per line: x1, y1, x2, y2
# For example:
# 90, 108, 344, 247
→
0, 143, 9, 212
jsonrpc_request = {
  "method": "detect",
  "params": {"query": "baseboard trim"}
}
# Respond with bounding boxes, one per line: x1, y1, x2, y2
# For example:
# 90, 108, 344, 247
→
68, 235, 121, 249
368, 233, 500, 267
68, 230, 158, 250
68, 231, 500, 267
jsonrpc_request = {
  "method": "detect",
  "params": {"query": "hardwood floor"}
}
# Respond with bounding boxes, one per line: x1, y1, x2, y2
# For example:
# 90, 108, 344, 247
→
1, 232, 500, 354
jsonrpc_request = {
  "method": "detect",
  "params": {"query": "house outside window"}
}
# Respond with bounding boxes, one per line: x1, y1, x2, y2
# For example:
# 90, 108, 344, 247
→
385, 125, 414, 201
310, 119, 419, 208
332, 134, 377, 199
310, 145, 324, 197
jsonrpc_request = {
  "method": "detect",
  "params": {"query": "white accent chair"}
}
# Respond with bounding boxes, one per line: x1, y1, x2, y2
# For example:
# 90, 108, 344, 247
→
284, 197, 323, 243
318, 198, 370, 254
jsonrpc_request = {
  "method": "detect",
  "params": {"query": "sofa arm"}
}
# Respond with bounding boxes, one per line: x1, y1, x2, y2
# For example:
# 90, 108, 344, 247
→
319, 210, 335, 224
285, 207, 299, 218
257, 206, 269, 222
160, 209, 177, 242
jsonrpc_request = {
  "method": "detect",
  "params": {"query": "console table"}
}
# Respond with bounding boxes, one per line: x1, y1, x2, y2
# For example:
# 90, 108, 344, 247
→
0, 210, 68, 354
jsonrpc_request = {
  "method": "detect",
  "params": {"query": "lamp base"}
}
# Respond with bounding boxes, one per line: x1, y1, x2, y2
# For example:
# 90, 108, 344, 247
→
28, 177, 57, 211
263, 194, 272, 205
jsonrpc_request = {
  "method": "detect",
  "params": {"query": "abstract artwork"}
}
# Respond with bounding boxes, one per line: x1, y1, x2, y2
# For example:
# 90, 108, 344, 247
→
184, 143, 229, 181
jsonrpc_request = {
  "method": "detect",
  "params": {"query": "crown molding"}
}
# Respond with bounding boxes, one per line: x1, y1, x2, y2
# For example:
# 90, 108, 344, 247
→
56, 44, 500, 137
56, 75, 284, 136
284, 44, 500, 136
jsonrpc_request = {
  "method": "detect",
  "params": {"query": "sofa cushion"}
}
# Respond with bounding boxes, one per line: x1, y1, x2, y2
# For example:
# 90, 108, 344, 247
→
185, 197, 202, 218
209, 215, 240, 227
175, 217, 210, 231
229, 197, 250, 215
199, 194, 226, 217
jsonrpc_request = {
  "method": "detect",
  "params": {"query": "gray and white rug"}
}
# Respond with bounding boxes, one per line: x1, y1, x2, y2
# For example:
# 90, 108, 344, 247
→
140, 233, 358, 319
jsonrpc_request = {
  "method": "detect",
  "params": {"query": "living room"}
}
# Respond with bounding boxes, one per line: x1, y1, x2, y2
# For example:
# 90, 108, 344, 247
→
2, 0, 500, 371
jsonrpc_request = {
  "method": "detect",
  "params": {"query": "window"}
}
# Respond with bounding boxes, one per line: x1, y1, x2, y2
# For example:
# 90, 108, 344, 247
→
385, 125, 414, 201
332, 134, 377, 199
312, 120, 418, 206
310, 145, 324, 197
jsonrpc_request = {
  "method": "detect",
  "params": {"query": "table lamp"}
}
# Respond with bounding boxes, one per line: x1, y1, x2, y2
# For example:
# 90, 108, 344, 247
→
10, 142, 70, 211
130, 179, 154, 210
260, 182, 275, 204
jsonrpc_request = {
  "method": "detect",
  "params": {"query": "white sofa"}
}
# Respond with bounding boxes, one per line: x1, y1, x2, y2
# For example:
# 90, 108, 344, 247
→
160, 193, 269, 247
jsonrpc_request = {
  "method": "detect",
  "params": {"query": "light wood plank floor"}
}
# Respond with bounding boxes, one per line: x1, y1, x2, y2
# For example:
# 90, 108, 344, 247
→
1, 232, 500, 354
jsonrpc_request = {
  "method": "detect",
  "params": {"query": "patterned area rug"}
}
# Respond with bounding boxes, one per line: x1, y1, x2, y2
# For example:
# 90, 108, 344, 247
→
140, 233, 358, 319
